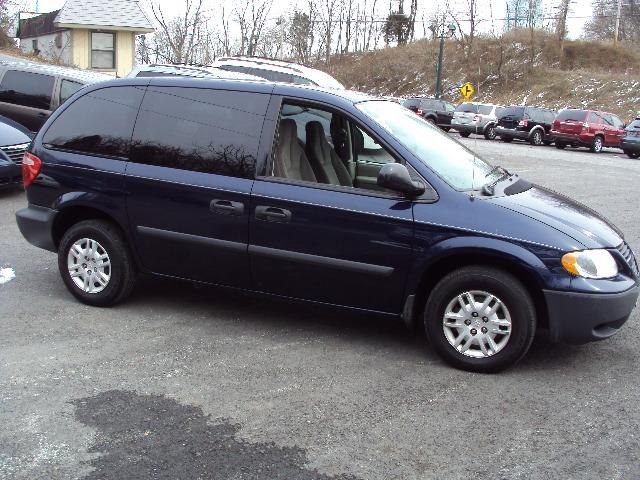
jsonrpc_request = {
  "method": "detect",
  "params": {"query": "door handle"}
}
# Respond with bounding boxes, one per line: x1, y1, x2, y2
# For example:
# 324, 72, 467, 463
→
255, 205, 291, 223
37, 112, 48, 118
210, 199, 244, 216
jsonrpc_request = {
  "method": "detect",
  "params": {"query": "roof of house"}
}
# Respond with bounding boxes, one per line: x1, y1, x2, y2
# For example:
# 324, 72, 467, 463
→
17, 0, 154, 38
17, 10, 62, 38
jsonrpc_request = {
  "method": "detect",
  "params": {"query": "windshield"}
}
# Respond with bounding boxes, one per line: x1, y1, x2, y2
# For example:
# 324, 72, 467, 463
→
500, 106, 525, 118
356, 100, 504, 190
456, 103, 477, 113
556, 109, 587, 122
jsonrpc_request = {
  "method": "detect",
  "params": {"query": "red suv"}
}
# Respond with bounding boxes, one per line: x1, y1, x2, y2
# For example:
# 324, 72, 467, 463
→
551, 109, 626, 153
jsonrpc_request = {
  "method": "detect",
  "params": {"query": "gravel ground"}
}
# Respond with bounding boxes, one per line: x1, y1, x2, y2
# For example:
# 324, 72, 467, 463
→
1, 136, 639, 480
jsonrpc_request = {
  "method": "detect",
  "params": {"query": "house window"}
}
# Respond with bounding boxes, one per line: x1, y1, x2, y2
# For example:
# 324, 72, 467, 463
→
91, 32, 115, 69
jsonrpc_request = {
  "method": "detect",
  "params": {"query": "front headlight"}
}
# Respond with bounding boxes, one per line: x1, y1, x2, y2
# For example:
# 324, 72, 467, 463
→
561, 249, 618, 279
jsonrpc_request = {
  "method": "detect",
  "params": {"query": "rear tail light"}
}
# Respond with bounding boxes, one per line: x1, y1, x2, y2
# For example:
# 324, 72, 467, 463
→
518, 119, 528, 127
473, 115, 480, 122
22, 152, 41, 187
416, 108, 423, 116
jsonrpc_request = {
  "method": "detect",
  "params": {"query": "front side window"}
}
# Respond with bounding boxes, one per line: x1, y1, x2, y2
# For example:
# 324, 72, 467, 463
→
59, 79, 83, 104
43, 86, 144, 158
478, 105, 493, 115
444, 102, 456, 112
0, 70, 55, 110
91, 32, 115, 69
356, 100, 501, 191
610, 115, 624, 129
269, 102, 397, 193
130, 86, 269, 179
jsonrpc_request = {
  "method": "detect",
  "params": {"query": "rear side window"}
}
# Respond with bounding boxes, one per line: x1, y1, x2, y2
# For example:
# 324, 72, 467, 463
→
557, 109, 586, 122
477, 105, 493, 115
401, 98, 420, 109
588, 112, 603, 124
0, 70, 55, 110
59, 79, 83, 104
130, 86, 269, 179
43, 86, 144, 158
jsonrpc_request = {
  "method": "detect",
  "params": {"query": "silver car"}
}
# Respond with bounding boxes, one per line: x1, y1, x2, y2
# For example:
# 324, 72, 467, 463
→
451, 102, 503, 140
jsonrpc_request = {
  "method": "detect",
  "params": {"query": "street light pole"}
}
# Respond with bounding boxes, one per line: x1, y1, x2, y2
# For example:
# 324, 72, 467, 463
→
434, 23, 456, 99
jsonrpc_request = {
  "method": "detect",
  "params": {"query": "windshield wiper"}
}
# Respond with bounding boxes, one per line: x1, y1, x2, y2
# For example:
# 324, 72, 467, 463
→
481, 165, 510, 195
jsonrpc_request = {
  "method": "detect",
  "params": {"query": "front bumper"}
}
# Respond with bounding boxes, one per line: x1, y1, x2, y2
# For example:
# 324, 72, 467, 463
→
496, 126, 529, 140
621, 138, 640, 153
16, 204, 57, 252
544, 286, 639, 344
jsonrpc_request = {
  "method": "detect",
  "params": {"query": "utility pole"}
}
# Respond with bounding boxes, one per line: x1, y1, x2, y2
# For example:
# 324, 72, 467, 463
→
614, 0, 622, 44
434, 23, 456, 99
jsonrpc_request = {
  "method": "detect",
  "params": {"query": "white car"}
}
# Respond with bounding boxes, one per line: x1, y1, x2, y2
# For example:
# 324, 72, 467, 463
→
127, 64, 264, 81
212, 56, 345, 90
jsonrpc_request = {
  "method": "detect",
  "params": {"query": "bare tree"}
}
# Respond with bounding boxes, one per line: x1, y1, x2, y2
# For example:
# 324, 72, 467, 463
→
317, 0, 342, 63
235, 0, 273, 56
150, 0, 205, 64
555, 0, 572, 51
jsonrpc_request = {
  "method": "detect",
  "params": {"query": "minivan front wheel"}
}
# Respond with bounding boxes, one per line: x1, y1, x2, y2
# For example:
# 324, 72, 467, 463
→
424, 266, 536, 373
58, 219, 136, 307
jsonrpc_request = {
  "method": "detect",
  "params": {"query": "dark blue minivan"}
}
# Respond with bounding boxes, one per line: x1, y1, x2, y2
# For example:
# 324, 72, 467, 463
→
15, 78, 639, 372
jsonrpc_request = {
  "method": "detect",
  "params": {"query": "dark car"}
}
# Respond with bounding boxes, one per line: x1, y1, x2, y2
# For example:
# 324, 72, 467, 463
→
15, 77, 639, 373
401, 97, 456, 131
0, 61, 111, 132
551, 108, 626, 153
620, 117, 640, 159
0, 115, 31, 189
496, 106, 556, 146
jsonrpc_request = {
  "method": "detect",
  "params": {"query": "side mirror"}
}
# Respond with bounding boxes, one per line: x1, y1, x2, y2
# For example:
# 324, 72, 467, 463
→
377, 163, 425, 197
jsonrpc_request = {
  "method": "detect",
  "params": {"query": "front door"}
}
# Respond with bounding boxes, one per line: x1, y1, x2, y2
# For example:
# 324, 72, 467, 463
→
125, 84, 271, 288
248, 100, 414, 314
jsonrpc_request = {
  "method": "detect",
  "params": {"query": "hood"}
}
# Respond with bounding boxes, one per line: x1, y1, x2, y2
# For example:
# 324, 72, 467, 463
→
487, 185, 623, 249
0, 116, 31, 145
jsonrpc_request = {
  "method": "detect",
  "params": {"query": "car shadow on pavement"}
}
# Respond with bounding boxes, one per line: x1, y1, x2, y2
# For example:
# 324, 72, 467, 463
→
127, 276, 434, 361
71, 389, 362, 480
0, 187, 24, 200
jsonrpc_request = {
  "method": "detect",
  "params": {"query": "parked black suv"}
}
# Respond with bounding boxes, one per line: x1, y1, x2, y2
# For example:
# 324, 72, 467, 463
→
0, 61, 110, 132
401, 97, 455, 131
14, 77, 639, 373
496, 106, 556, 146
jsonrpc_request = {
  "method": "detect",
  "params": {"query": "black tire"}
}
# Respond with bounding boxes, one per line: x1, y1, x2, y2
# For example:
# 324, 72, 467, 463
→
529, 129, 543, 146
555, 141, 566, 149
424, 266, 536, 373
625, 150, 639, 159
441, 126, 451, 132
543, 139, 552, 146
590, 135, 604, 153
501, 136, 513, 143
58, 219, 136, 307
484, 125, 497, 140
426, 117, 437, 126
459, 131, 471, 138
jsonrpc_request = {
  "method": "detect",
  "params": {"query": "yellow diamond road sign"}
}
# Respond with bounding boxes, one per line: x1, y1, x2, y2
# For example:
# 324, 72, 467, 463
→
460, 82, 474, 98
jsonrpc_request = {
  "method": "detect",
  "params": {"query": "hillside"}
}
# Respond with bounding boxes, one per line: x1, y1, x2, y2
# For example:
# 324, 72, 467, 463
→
321, 31, 640, 120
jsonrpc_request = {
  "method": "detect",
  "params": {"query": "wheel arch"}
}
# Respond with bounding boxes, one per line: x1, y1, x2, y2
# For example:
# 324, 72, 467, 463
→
408, 245, 549, 330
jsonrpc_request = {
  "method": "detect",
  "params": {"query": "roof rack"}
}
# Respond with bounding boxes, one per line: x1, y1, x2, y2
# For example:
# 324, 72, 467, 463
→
217, 56, 309, 75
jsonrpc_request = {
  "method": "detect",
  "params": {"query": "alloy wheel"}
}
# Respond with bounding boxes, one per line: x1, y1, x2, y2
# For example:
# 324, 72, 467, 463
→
67, 238, 111, 294
442, 290, 512, 358
593, 137, 603, 152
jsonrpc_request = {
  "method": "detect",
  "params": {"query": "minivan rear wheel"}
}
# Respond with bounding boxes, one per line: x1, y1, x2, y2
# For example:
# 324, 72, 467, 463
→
58, 219, 136, 307
424, 266, 536, 373
555, 141, 566, 149
459, 132, 470, 138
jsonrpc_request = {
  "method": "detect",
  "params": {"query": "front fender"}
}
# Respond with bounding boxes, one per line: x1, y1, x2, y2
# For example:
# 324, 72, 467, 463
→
405, 235, 570, 299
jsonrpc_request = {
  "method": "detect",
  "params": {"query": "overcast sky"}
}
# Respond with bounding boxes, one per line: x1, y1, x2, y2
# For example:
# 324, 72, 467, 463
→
30, 0, 594, 40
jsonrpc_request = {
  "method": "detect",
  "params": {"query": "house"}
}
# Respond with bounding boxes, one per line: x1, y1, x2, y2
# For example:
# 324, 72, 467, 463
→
16, 0, 154, 77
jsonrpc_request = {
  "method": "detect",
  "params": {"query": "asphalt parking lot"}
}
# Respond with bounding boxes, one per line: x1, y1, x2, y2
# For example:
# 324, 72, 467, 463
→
1, 137, 639, 480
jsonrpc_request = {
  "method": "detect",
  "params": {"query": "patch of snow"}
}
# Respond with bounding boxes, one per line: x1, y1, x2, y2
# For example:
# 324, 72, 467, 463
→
0, 267, 16, 284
